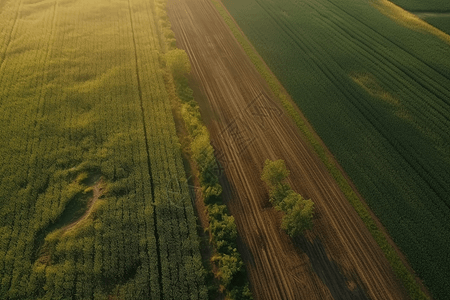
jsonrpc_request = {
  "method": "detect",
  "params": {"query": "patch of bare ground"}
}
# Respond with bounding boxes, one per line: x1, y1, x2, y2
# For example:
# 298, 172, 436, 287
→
62, 177, 105, 234
32, 174, 105, 265
166, 0, 411, 299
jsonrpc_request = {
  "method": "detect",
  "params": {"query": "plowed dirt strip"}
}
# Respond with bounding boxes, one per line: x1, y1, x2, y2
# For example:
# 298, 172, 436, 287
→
166, 0, 409, 299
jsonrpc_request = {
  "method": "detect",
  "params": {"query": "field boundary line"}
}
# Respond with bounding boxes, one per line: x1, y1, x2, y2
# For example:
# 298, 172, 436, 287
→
210, 0, 430, 299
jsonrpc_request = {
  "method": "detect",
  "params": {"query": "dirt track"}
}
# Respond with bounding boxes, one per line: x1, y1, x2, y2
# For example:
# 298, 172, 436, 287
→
166, 0, 410, 299
63, 178, 104, 233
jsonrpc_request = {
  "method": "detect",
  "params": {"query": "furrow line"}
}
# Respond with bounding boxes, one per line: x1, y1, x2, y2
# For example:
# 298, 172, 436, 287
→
127, 0, 162, 298
0, 0, 23, 75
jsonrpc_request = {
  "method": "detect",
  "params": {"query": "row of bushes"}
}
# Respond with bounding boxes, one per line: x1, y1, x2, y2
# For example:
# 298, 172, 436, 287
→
174, 58, 252, 300
157, 1, 253, 298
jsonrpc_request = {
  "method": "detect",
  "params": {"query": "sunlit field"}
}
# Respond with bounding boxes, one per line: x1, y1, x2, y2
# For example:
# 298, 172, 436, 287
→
0, 0, 206, 299
2, 0, 450, 299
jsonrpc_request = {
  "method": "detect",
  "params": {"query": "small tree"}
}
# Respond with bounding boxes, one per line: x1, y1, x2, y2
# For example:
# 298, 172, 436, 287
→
207, 204, 238, 254
261, 159, 314, 237
261, 159, 291, 208
269, 183, 291, 209
166, 49, 190, 78
261, 159, 289, 187
213, 252, 244, 289
281, 199, 314, 237
279, 190, 301, 211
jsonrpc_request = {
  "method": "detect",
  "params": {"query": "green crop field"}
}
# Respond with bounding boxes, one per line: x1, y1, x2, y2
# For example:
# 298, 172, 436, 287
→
0, 0, 206, 299
419, 15, 450, 35
220, 0, 450, 299
386, 0, 450, 35
387, 0, 450, 11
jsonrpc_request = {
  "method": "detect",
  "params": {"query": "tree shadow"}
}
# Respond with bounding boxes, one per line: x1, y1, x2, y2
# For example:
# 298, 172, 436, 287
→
294, 236, 369, 300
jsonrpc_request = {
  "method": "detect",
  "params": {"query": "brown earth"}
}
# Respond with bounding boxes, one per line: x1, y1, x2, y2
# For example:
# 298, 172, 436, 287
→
166, 0, 410, 299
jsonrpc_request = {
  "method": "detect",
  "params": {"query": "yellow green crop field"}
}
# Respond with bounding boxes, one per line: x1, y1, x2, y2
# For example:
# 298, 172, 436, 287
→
0, 0, 207, 299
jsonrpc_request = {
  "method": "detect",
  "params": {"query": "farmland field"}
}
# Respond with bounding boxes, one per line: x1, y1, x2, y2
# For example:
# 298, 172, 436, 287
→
411, 11, 450, 36
2, 0, 449, 298
0, 0, 206, 299
218, 0, 450, 299
386, 0, 450, 35
387, 0, 450, 11
416, 14, 450, 35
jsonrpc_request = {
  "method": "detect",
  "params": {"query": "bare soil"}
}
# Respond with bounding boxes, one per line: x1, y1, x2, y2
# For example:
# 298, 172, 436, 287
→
166, 0, 410, 299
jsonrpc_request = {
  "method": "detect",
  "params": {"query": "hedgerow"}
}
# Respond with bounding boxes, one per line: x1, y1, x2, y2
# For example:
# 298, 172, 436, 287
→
159, 7, 252, 297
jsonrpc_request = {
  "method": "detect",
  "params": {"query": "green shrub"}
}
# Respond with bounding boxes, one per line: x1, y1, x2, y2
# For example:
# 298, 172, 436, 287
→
261, 159, 314, 237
